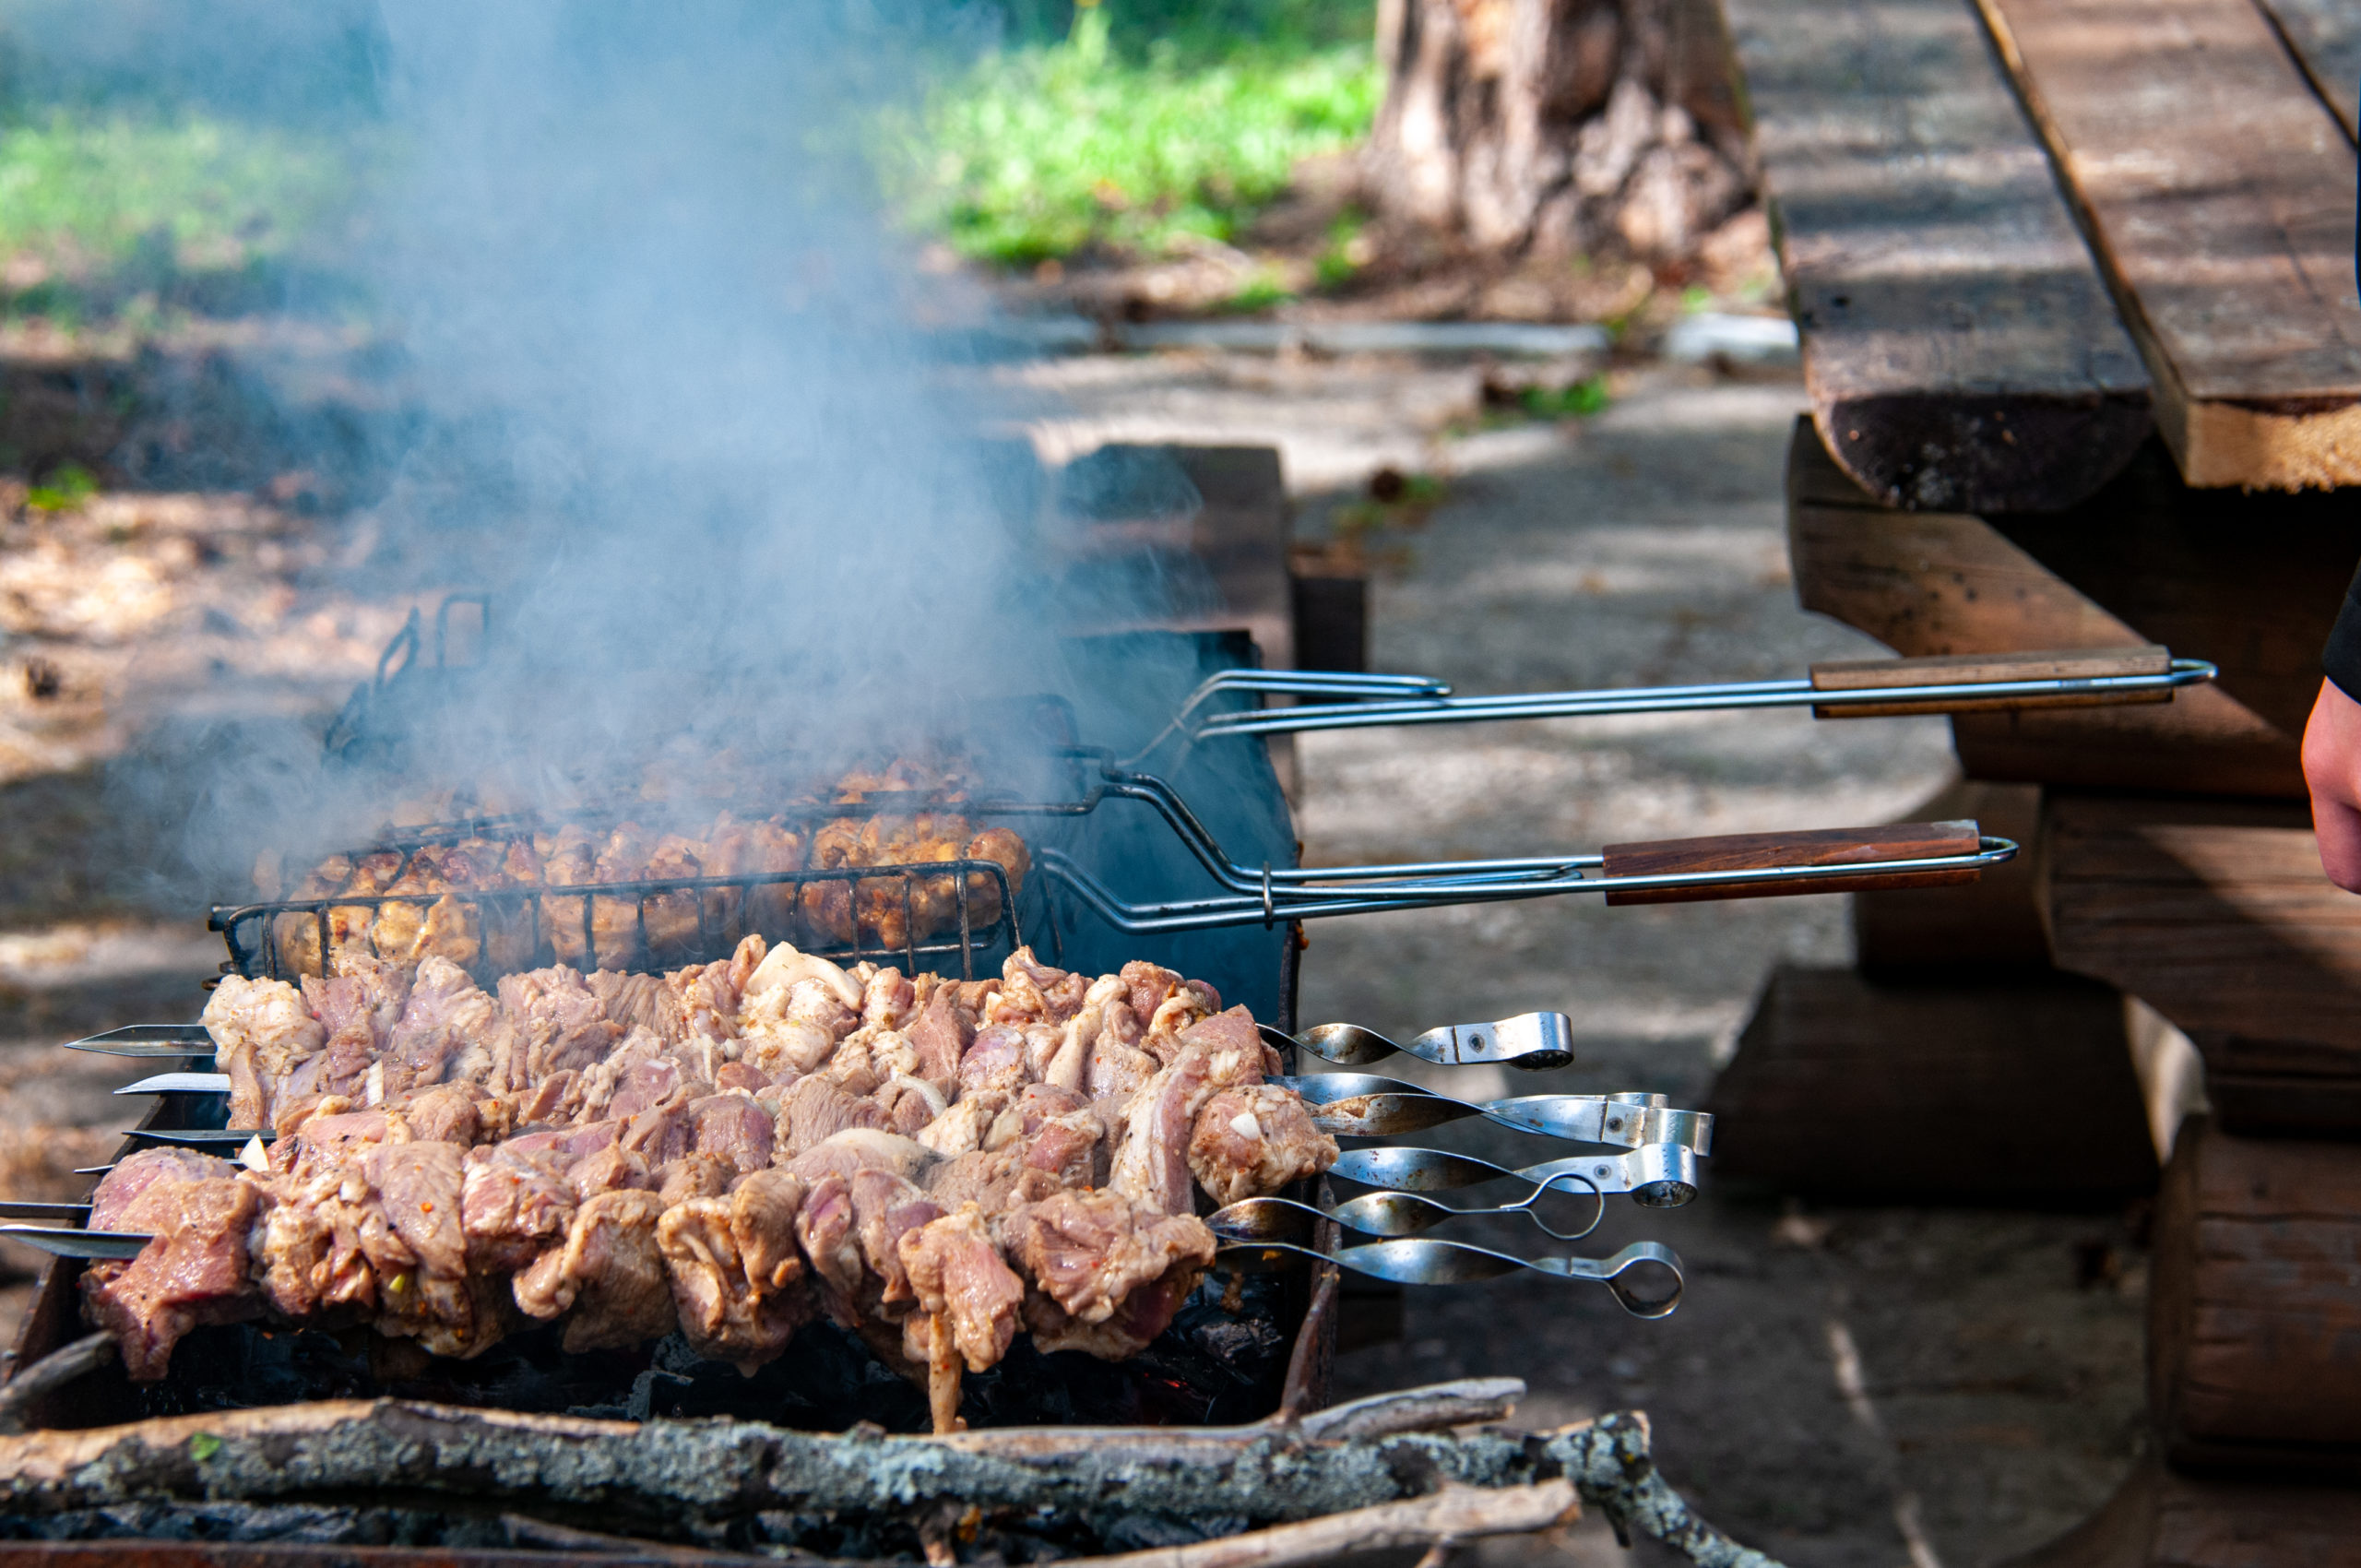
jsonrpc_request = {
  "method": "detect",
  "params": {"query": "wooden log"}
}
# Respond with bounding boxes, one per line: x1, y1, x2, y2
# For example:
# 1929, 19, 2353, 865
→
1976, 0, 2361, 490
1994, 1451, 2361, 1568
1706, 964, 2157, 1201
1716, 0, 2151, 512
1601, 820, 1982, 906
0, 1398, 1778, 1567
2150, 1118, 2361, 1469
2038, 795, 2361, 1078
1787, 420, 2349, 799
2257, 0, 2361, 141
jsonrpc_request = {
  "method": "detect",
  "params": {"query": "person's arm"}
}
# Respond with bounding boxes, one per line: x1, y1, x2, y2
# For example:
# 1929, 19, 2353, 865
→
2304, 560, 2361, 890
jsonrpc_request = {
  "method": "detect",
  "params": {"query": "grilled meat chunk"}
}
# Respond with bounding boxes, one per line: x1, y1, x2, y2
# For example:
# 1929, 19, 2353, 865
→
899, 1202, 1025, 1374
385, 956, 496, 1098
1188, 1085, 1337, 1205
784, 1128, 937, 1185
81, 1172, 263, 1381
1106, 1015, 1268, 1216
774, 1075, 887, 1157
658, 1170, 813, 1373
513, 1188, 674, 1351
460, 1142, 577, 1274
344, 1140, 492, 1358
87, 1147, 234, 1230
498, 966, 626, 1086
203, 975, 326, 1131
1008, 1187, 1216, 1360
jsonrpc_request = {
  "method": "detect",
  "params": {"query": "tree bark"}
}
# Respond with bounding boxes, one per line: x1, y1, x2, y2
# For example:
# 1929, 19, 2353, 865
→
1363, 0, 1752, 259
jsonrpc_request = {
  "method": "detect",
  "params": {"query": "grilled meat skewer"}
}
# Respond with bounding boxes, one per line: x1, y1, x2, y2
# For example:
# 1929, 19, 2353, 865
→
44, 942, 1340, 1433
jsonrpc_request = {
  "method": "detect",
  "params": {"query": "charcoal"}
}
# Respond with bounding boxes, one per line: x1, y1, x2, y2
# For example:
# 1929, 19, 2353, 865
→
69, 1263, 1293, 1437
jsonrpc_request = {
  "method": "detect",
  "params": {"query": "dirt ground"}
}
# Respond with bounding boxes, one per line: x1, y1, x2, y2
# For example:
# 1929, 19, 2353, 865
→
1011, 351, 2152, 1568
0, 342, 2146, 1567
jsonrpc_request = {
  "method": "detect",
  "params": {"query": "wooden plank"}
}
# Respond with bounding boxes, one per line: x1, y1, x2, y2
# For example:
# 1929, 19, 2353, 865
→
2151, 1119, 2361, 1463
2257, 0, 2361, 143
1287, 547, 1369, 675
1787, 423, 2307, 797
1707, 964, 2157, 1200
1717, 0, 2151, 511
1977, 0, 2361, 489
2039, 795, 2361, 1067
1601, 820, 1980, 906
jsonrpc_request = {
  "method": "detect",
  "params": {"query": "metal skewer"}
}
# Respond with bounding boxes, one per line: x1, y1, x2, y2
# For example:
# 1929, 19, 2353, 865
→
1270, 1076, 1711, 1150
1332, 1144, 1700, 1209
0, 1226, 150, 1261
1217, 1182, 1613, 1242
114, 1072, 231, 1097
63, 1024, 211, 1059
1218, 1231, 1683, 1318
117, 1127, 273, 1149
1262, 1012, 1574, 1070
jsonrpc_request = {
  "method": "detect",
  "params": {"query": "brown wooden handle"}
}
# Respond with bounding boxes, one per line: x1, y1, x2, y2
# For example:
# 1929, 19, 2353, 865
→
1808, 645, 2172, 718
1601, 820, 1983, 906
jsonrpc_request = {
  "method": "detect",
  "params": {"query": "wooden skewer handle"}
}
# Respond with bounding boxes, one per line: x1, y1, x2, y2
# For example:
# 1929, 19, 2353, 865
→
1601, 820, 1982, 906
1808, 645, 2172, 717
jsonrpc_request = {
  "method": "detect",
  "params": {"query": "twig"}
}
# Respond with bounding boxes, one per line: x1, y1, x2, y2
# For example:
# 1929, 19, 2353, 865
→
1546, 1412, 1784, 1568
1295, 1378, 1525, 1442
0, 1332, 113, 1436
500, 1513, 787, 1563
1057, 1481, 1574, 1568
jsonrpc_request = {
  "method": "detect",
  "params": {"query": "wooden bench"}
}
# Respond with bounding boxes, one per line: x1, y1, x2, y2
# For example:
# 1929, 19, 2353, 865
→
1707, 0, 2361, 1554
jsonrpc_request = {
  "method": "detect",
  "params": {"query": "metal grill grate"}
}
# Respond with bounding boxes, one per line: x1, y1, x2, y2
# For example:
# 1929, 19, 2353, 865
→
214, 855, 1026, 983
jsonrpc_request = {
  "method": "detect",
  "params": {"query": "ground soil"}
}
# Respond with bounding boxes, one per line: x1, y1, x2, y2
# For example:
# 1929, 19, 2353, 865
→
1008, 351, 2151, 1568
0, 339, 2144, 1567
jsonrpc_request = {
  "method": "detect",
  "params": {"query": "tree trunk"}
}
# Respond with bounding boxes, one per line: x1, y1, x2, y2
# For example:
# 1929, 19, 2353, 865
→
1363, 0, 1752, 259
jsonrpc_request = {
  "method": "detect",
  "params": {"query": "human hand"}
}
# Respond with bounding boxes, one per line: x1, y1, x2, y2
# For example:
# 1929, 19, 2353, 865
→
2303, 677, 2361, 890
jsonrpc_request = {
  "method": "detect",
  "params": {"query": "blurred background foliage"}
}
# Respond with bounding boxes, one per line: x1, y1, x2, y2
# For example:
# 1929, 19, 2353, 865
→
0, 0, 1380, 335
0, 0, 385, 328
883, 0, 1379, 266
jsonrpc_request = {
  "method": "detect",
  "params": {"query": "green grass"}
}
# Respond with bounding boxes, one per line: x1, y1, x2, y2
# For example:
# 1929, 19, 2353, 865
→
3, 0, 1381, 315
1518, 375, 1610, 420
0, 110, 370, 322
24, 461, 97, 511
884, 4, 1380, 267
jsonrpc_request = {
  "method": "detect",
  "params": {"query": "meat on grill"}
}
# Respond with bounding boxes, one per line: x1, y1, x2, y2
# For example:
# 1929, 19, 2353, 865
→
1010, 1186, 1219, 1360
80, 1150, 262, 1382
89, 941, 1333, 1431
262, 786, 1033, 980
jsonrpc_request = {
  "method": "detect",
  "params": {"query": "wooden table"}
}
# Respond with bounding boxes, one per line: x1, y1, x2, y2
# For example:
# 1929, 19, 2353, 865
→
1706, 0, 2361, 1557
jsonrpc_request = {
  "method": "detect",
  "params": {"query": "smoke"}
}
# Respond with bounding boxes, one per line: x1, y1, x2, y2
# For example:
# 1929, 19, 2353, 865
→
355, 2, 1071, 785
12, 0, 1143, 858
16, 0, 1297, 1014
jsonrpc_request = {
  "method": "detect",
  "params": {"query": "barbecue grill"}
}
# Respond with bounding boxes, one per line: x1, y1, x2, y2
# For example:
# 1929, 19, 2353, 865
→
0, 592, 2216, 1562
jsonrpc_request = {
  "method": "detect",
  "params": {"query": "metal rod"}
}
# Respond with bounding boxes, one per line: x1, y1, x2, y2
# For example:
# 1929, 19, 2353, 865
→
1192, 659, 2217, 738
1040, 837, 2017, 933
